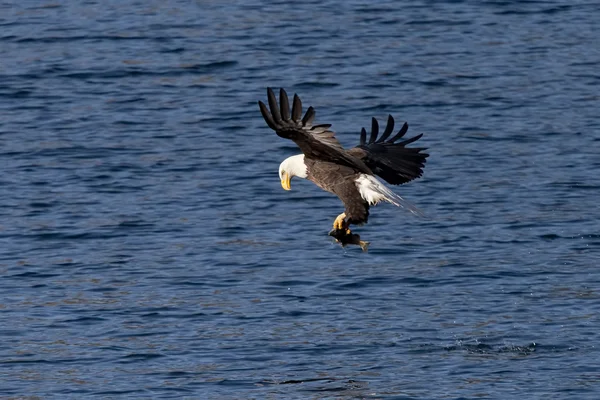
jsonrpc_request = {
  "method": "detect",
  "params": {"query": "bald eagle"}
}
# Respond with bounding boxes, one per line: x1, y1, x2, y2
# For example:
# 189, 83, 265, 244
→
258, 88, 428, 245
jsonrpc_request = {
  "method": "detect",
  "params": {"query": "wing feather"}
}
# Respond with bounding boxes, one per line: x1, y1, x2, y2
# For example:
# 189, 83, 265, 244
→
311, 123, 332, 132
302, 106, 315, 126
368, 117, 379, 144
389, 122, 409, 143
360, 128, 367, 145
376, 115, 395, 143
279, 88, 290, 121
397, 133, 423, 146
267, 88, 281, 122
291, 94, 302, 121
347, 116, 428, 185
258, 101, 277, 131
258, 87, 372, 173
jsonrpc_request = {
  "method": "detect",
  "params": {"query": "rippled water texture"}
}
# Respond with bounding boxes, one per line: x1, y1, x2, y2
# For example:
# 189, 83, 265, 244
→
1, 1, 599, 398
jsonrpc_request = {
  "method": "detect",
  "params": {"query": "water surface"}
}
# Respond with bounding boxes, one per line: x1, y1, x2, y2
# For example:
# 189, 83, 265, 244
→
1, 0, 599, 398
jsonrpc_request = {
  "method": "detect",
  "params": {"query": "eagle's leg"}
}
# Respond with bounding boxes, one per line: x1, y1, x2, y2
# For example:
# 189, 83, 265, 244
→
329, 213, 368, 251
332, 212, 351, 235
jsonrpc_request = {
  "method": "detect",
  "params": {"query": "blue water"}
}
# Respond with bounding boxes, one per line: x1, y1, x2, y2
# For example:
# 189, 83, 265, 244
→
1, 1, 599, 398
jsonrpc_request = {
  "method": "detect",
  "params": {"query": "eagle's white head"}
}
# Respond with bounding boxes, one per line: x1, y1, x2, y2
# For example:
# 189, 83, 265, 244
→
278, 154, 308, 190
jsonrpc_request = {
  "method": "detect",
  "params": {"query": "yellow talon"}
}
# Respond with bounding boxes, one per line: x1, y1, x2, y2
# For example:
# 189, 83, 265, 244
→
333, 212, 347, 230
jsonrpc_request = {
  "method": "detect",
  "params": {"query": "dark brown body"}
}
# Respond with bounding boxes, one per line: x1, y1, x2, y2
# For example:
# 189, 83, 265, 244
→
305, 158, 369, 225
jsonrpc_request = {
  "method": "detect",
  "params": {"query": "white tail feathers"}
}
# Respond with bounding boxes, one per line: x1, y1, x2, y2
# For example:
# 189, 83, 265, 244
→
355, 174, 423, 216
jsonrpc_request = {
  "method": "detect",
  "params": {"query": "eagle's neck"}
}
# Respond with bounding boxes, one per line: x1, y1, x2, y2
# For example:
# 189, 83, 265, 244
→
281, 154, 308, 179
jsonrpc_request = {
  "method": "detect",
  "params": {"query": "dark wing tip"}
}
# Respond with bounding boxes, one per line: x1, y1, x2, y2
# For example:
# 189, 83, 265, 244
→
258, 100, 277, 130
267, 87, 281, 122
397, 132, 423, 146
279, 88, 290, 121
389, 122, 409, 143
376, 114, 395, 143
360, 127, 367, 145
311, 123, 332, 129
266, 87, 274, 98
369, 117, 379, 144
291, 93, 302, 122
302, 106, 315, 126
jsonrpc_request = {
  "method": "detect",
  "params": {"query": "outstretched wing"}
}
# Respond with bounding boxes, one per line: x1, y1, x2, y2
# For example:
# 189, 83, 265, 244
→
347, 115, 428, 185
258, 88, 371, 174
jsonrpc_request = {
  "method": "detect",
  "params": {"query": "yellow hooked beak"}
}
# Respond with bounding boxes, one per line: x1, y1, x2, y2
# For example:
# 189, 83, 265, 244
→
280, 172, 292, 191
